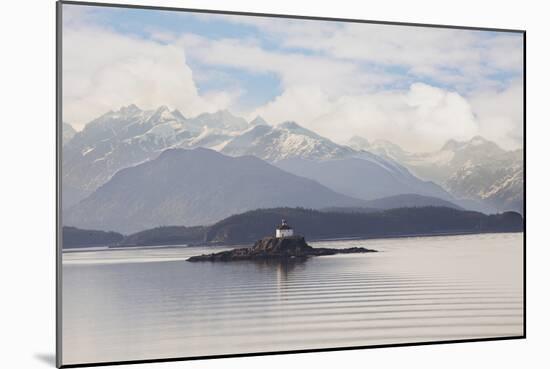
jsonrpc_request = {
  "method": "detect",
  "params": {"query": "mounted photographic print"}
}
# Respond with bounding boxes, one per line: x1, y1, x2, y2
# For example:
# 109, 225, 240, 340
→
57, 1, 525, 367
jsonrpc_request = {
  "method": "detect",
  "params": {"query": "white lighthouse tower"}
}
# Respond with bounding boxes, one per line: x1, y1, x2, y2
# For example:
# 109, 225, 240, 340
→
275, 219, 294, 238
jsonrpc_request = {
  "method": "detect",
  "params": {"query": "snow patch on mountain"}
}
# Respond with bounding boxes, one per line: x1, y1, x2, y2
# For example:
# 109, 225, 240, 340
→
222, 121, 355, 162
63, 105, 457, 214
349, 135, 523, 213
62, 105, 256, 208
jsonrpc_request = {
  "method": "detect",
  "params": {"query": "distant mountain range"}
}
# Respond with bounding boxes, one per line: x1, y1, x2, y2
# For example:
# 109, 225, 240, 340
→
62, 105, 251, 208
62, 105, 455, 210
349, 135, 523, 213
276, 157, 452, 202
221, 120, 452, 202
61, 105, 388, 207
62, 207, 524, 248
62, 104, 523, 234
64, 148, 369, 233
221, 121, 356, 161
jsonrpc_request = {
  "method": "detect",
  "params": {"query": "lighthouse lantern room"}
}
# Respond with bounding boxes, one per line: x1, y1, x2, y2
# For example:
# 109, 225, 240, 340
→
275, 219, 294, 238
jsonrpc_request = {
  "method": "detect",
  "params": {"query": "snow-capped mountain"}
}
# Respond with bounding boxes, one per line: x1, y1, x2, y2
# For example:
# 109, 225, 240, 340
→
63, 105, 457, 214
189, 109, 249, 132
219, 121, 455, 203
222, 121, 356, 162
62, 105, 252, 207
349, 135, 524, 213
446, 149, 523, 212
349, 136, 410, 167
353, 135, 508, 182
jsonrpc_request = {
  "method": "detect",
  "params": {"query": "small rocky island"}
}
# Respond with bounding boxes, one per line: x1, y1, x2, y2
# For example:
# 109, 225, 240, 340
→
187, 219, 376, 262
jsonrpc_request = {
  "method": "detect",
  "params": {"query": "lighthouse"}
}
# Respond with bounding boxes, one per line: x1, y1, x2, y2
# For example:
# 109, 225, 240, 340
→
275, 219, 294, 238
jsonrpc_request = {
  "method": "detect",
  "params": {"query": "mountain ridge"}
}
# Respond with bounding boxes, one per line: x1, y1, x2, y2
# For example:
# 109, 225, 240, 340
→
63, 105, 458, 212
349, 135, 523, 213
64, 147, 371, 233
62, 105, 254, 207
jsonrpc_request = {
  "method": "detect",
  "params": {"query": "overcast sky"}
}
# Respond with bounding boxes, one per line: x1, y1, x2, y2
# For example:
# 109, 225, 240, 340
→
62, 4, 524, 152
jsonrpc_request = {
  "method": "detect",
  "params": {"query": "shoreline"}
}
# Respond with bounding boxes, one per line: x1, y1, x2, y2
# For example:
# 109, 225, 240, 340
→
62, 230, 524, 252
310, 229, 523, 243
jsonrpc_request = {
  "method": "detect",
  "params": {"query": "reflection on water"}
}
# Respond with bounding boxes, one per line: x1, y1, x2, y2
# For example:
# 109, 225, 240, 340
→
250, 258, 309, 276
62, 233, 524, 365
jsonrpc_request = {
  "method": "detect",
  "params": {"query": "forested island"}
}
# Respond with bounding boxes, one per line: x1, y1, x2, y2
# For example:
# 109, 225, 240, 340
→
63, 226, 124, 248
62, 206, 524, 249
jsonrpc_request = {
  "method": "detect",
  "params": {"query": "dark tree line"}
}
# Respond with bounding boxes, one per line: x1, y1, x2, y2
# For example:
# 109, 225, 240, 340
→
63, 206, 524, 248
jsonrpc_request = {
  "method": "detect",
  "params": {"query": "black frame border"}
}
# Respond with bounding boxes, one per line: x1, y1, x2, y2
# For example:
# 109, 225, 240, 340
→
55, 1, 527, 368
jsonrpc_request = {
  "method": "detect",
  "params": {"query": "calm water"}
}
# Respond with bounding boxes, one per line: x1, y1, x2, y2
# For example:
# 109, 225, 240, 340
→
62, 233, 524, 365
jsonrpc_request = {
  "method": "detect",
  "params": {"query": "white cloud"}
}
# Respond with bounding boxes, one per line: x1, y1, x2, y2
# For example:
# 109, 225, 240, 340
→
216, 15, 523, 91
179, 34, 393, 95
62, 7, 237, 129
62, 7, 523, 152
470, 80, 524, 150
178, 16, 523, 151
252, 83, 483, 152
250, 85, 333, 127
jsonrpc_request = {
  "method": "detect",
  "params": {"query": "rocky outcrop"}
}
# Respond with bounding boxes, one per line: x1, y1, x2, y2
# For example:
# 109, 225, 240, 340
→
187, 236, 376, 262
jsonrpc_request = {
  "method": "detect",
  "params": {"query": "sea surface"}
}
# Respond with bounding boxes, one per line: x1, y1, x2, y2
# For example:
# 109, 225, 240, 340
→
62, 233, 524, 365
